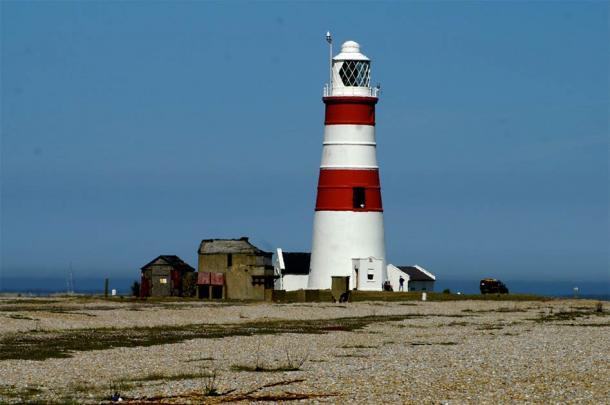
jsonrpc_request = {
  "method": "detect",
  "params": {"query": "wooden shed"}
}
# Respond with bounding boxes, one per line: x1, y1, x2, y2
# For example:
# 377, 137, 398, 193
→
198, 237, 276, 301
140, 255, 195, 297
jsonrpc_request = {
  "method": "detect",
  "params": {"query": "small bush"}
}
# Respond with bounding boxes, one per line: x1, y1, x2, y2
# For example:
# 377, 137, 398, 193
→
109, 380, 128, 402
595, 302, 604, 313
442, 289, 451, 294
131, 281, 140, 297
231, 346, 309, 372
182, 273, 198, 297
202, 368, 220, 396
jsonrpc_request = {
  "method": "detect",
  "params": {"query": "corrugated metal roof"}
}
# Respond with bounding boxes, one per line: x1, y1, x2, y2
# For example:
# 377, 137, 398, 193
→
198, 237, 271, 255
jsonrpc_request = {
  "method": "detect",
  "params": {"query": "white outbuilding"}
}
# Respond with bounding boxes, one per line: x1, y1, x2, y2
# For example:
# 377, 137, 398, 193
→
274, 249, 310, 291
387, 264, 436, 292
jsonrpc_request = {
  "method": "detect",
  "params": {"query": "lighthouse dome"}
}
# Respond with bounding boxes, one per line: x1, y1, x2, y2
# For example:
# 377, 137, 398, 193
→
333, 40, 370, 61
342, 41, 360, 53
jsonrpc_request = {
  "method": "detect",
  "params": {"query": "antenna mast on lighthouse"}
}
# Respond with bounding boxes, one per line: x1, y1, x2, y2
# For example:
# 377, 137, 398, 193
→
326, 31, 333, 91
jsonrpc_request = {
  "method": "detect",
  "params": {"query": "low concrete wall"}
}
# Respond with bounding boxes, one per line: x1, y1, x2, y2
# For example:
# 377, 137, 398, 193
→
272, 290, 546, 303
350, 291, 422, 301
272, 289, 333, 303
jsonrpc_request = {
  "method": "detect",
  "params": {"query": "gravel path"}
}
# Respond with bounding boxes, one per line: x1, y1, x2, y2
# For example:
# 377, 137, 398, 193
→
0, 297, 608, 403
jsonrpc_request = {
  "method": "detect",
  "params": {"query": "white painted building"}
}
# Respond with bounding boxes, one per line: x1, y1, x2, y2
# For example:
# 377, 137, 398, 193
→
387, 264, 408, 291
387, 264, 436, 292
352, 257, 384, 291
274, 249, 309, 291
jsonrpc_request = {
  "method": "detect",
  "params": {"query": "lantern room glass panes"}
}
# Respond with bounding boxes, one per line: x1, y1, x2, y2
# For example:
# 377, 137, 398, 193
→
339, 60, 370, 87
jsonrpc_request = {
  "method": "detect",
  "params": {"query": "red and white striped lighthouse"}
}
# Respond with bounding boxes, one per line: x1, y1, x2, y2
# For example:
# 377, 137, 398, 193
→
308, 38, 387, 291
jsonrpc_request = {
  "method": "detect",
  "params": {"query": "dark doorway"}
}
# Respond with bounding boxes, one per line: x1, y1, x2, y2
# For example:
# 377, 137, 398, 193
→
198, 285, 210, 299
211, 286, 223, 299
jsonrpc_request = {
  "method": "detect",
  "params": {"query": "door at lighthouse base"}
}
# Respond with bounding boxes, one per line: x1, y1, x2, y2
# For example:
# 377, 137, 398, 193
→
352, 257, 383, 291
331, 276, 350, 302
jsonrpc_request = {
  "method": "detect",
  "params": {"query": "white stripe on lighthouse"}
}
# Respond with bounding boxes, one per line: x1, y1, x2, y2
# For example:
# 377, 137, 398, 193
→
323, 125, 376, 144
320, 124, 378, 169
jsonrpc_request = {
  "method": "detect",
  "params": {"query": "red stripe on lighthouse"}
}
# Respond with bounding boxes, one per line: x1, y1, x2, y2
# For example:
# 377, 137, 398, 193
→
324, 96, 378, 126
315, 169, 383, 212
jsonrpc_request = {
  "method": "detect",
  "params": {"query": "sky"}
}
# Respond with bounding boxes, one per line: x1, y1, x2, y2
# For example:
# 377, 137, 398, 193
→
1, 2, 608, 291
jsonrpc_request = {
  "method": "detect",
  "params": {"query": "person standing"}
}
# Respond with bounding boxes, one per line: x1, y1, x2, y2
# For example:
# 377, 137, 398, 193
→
399, 276, 405, 291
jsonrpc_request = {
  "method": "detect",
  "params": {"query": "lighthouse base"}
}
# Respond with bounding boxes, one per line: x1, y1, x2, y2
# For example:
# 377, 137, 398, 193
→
308, 211, 386, 291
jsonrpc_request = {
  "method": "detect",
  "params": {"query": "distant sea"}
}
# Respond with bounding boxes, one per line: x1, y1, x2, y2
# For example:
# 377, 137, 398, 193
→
1, 277, 609, 301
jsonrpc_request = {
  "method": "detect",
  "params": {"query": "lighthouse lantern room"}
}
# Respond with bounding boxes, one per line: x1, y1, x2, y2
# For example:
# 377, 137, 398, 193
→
308, 37, 387, 291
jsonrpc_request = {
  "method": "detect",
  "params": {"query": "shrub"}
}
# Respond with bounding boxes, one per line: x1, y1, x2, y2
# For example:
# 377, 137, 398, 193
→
202, 368, 219, 396
442, 289, 451, 294
231, 345, 309, 372
131, 281, 140, 297
596, 302, 604, 313
182, 273, 198, 297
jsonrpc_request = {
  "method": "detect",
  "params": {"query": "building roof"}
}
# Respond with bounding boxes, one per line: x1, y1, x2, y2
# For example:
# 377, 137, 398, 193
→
282, 252, 310, 275
397, 265, 436, 281
141, 255, 195, 272
198, 237, 271, 256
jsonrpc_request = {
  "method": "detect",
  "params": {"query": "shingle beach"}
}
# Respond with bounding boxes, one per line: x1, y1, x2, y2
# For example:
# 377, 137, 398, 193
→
0, 297, 608, 404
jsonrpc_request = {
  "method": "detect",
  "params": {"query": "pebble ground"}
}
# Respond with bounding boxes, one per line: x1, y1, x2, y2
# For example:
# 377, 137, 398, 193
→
0, 297, 608, 404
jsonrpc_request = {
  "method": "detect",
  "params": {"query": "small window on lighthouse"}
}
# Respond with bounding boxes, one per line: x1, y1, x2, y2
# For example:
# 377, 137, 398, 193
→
339, 60, 370, 87
353, 187, 366, 209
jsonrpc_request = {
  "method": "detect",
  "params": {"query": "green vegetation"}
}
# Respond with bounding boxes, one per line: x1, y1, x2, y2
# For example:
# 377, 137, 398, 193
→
564, 322, 610, 327
410, 341, 458, 346
201, 369, 220, 396
532, 307, 609, 323
339, 344, 378, 349
186, 356, 215, 362
447, 321, 470, 326
0, 298, 60, 305
232, 345, 309, 373
0, 385, 44, 403
0, 314, 418, 361
127, 372, 205, 382
462, 307, 528, 313
134, 377, 327, 403
5, 313, 36, 320
595, 301, 604, 313
130, 281, 140, 297
476, 324, 505, 330
231, 363, 303, 372
0, 304, 114, 313
349, 291, 550, 302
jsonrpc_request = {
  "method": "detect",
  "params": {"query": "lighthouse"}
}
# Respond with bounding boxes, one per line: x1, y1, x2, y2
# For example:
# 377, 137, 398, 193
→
308, 38, 387, 291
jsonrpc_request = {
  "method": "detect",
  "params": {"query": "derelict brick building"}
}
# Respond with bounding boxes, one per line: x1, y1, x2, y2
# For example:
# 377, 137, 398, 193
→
197, 237, 276, 301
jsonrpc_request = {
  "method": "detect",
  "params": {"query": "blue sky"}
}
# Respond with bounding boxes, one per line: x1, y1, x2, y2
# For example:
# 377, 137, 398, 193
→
1, 2, 608, 289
